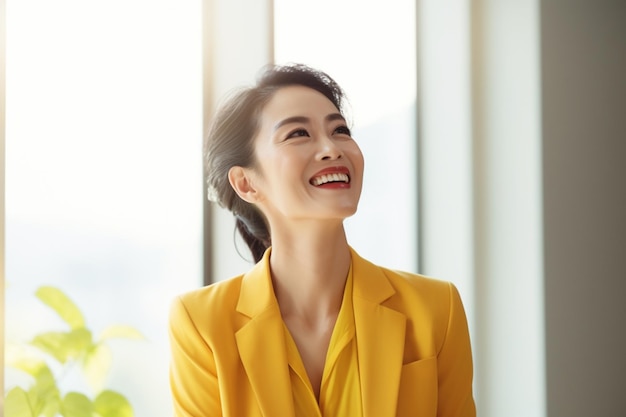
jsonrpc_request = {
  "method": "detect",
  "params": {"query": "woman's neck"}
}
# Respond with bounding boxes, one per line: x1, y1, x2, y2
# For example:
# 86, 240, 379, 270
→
268, 222, 351, 324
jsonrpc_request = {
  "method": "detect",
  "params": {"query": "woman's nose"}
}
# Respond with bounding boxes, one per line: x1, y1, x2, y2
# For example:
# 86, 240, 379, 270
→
317, 135, 343, 160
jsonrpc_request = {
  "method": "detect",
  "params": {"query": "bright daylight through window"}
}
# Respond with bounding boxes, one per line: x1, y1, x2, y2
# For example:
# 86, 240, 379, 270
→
4, 1, 202, 416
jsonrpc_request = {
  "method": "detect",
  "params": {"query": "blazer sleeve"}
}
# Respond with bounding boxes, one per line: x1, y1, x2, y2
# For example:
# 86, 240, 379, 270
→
168, 296, 222, 417
437, 283, 476, 417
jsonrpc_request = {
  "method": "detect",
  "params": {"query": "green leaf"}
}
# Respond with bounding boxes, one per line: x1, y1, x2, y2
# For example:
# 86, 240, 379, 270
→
8, 356, 50, 378
27, 384, 61, 417
39, 394, 62, 417
7, 348, 61, 415
5, 387, 35, 417
9, 359, 60, 417
9, 358, 58, 398
30, 332, 69, 363
98, 325, 145, 341
61, 392, 94, 417
94, 390, 133, 417
29, 372, 60, 415
36, 286, 85, 329
82, 343, 113, 393
31, 328, 93, 364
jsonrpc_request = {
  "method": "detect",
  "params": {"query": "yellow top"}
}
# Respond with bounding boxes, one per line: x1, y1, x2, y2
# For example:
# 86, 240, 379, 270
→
169, 247, 476, 417
284, 267, 363, 417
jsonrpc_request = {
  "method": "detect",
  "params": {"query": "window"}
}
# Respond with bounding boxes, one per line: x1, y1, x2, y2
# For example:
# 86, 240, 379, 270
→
5, 1, 202, 415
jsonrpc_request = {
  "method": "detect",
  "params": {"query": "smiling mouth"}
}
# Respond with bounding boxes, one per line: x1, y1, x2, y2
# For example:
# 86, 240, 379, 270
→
310, 172, 350, 186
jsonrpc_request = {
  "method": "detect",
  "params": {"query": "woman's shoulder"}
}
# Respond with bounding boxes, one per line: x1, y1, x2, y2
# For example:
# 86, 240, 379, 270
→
372, 265, 467, 348
170, 274, 246, 329
380, 266, 456, 307
352, 251, 461, 318
176, 275, 243, 311
168, 275, 254, 356
382, 267, 452, 294
351, 249, 453, 301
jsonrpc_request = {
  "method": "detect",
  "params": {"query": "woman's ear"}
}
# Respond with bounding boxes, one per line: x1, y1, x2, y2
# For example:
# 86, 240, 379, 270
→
228, 166, 262, 204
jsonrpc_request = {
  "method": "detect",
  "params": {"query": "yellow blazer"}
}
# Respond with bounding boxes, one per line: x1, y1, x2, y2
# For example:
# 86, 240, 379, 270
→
169, 248, 475, 417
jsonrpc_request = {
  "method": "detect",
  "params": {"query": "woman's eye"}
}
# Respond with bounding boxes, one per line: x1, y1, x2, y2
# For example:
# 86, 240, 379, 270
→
334, 125, 352, 136
286, 129, 309, 139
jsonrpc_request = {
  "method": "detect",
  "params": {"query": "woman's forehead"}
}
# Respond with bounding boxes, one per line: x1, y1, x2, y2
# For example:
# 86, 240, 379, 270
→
261, 85, 339, 120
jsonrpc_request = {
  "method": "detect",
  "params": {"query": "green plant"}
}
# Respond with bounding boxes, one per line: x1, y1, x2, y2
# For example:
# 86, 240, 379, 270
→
5, 286, 144, 417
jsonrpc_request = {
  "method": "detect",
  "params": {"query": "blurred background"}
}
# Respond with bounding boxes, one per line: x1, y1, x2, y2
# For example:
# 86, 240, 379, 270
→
2, 0, 625, 416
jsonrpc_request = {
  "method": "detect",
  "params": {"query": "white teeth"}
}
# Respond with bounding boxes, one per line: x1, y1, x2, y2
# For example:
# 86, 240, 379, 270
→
312, 173, 349, 186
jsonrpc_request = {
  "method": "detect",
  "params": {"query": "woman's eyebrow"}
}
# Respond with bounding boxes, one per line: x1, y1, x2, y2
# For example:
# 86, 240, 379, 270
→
273, 113, 346, 132
273, 116, 309, 132
325, 113, 346, 123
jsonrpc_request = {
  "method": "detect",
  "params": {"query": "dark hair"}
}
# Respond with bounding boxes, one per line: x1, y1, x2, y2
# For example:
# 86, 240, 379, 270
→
204, 64, 348, 263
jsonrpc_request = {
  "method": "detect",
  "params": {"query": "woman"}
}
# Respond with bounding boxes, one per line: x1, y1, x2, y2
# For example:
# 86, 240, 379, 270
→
169, 64, 476, 417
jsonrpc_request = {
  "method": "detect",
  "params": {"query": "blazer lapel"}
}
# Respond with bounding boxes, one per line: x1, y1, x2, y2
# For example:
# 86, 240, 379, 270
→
235, 249, 295, 417
351, 249, 407, 417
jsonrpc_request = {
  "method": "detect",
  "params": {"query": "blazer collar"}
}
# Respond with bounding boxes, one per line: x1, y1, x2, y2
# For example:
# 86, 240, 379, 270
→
236, 247, 276, 317
350, 248, 407, 417
235, 248, 296, 417
235, 247, 406, 417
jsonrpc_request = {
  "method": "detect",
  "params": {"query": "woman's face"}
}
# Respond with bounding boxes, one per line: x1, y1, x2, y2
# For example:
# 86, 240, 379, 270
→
246, 85, 364, 225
